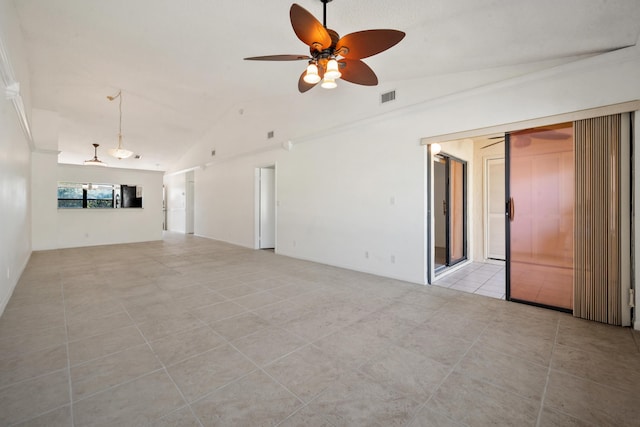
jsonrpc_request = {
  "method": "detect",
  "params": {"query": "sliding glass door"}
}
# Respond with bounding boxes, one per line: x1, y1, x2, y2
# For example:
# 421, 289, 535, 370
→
506, 123, 574, 311
433, 153, 467, 272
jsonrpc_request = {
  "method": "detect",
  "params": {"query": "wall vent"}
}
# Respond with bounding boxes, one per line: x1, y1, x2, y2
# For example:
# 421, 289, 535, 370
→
267, 130, 274, 139
381, 90, 396, 104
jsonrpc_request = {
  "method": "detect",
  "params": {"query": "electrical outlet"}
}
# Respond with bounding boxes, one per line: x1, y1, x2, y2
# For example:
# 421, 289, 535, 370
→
365, 251, 369, 259
390, 255, 396, 264
292, 240, 296, 247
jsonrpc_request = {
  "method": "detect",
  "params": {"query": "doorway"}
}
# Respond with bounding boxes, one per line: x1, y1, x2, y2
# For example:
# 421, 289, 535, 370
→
257, 166, 276, 250
433, 153, 467, 273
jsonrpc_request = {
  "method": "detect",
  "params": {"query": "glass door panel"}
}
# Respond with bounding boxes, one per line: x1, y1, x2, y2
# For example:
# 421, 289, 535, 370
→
448, 158, 465, 265
507, 123, 574, 311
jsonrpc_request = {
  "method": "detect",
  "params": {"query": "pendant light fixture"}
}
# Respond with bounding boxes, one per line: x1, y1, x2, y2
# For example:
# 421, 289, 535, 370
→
84, 143, 108, 166
107, 90, 133, 159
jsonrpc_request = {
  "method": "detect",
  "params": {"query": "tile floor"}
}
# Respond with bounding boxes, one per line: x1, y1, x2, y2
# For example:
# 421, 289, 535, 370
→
433, 262, 506, 300
1, 233, 639, 426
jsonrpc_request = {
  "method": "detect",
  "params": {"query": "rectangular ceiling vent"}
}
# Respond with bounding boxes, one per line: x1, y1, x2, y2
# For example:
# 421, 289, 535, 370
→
381, 90, 396, 104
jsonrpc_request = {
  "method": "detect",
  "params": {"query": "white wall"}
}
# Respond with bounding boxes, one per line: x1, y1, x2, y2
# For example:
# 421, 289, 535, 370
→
194, 152, 280, 248
31, 163, 164, 249
0, 0, 32, 314
174, 43, 640, 292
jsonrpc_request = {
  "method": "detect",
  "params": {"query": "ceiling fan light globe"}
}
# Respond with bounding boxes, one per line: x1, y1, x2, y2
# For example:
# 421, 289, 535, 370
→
108, 147, 134, 159
324, 59, 341, 80
303, 63, 321, 84
321, 77, 337, 89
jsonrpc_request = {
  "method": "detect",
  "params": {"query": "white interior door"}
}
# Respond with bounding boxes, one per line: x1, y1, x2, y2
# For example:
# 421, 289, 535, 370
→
486, 158, 505, 260
259, 168, 275, 249
185, 171, 195, 234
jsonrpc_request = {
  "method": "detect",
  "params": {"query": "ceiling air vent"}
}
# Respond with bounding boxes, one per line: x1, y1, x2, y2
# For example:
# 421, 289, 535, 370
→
381, 90, 396, 104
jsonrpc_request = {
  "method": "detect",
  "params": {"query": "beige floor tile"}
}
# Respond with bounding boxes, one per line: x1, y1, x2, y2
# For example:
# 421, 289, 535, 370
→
456, 342, 548, 400
557, 316, 638, 354
537, 406, 595, 427
192, 300, 248, 324
4, 238, 640, 426
71, 344, 162, 400
551, 343, 640, 393
137, 312, 205, 341
264, 345, 343, 402
0, 326, 66, 361
397, 326, 473, 368
171, 291, 226, 312
277, 405, 333, 427
64, 299, 124, 324
191, 370, 302, 427
149, 325, 226, 367
406, 407, 466, 427
232, 326, 307, 366
0, 344, 67, 388
68, 325, 146, 366
167, 343, 256, 402
154, 406, 202, 427
66, 311, 133, 342
209, 312, 271, 340
351, 308, 420, 341
426, 371, 539, 426
231, 290, 283, 310
476, 327, 555, 367
73, 370, 185, 427
313, 326, 391, 370
544, 370, 640, 426
360, 344, 450, 402
0, 369, 70, 426
0, 309, 65, 338
215, 284, 260, 299
12, 405, 72, 427
308, 371, 422, 427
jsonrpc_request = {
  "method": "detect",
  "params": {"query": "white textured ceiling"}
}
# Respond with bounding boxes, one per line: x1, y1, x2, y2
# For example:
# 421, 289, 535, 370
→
12, 0, 640, 171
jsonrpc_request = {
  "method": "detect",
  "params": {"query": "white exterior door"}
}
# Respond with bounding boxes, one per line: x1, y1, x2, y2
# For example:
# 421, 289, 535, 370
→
486, 158, 505, 260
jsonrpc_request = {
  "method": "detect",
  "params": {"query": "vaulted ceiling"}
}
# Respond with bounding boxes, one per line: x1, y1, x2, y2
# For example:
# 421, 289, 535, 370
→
13, 0, 640, 171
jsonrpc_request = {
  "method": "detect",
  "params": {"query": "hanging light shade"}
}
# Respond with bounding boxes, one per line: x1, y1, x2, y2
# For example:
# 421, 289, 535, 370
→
84, 143, 108, 166
107, 90, 133, 159
324, 58, 341, 80
303, 63, 321, 84
321, 77, 337, 89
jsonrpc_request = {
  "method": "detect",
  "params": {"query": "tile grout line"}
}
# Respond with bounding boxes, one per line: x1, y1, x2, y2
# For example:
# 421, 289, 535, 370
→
535, 318, 560, 427
119, 303, 206, 427
60, 278, 76, 427
402, 321, 492, 427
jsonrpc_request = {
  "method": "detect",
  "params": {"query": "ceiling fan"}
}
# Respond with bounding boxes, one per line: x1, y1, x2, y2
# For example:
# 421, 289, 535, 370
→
244, 1, 405, 93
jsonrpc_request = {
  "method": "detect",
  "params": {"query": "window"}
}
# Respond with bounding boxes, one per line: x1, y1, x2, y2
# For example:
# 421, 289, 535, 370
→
57, 182, 119, 209
57, 182, 84, 208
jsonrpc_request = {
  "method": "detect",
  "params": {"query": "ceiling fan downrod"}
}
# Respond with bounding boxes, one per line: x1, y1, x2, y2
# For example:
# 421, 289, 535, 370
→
321, 0, 332, 28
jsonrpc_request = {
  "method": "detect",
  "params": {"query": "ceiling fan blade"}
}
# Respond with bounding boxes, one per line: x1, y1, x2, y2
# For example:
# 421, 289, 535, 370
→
336, 30, 405, 59
298, 70, 318, 93
290, 3, 332, 50
244, 54, 310, 61
338, 59, 378, 86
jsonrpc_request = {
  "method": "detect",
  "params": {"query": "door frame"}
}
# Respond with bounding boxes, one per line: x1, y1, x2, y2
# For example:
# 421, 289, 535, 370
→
254, 164, 277, 250
427, 148, 469, 282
